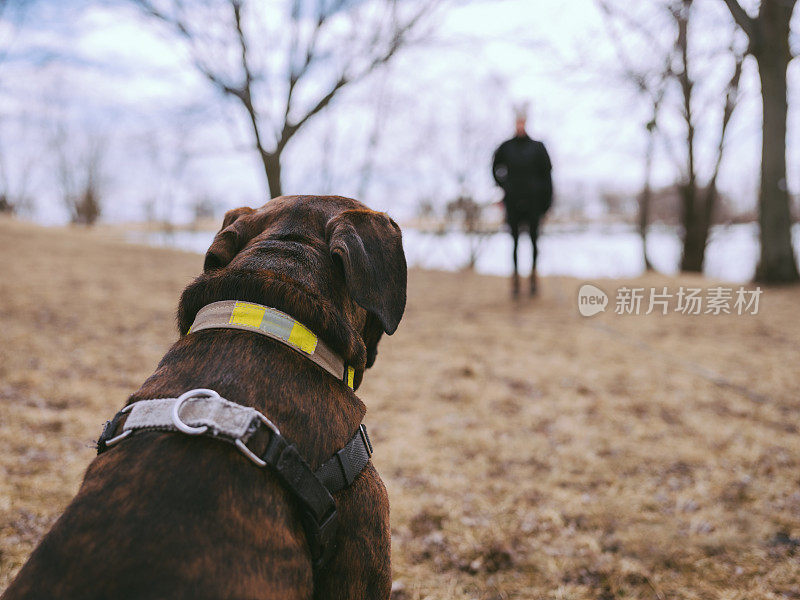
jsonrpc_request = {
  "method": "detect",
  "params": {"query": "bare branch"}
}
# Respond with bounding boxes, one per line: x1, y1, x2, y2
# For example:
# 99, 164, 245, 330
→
231, 1, 254, 94
720, 0, 756, 40
708, 45, 744, 187
134, 0, 440, 196
133, 0, 242, 97
278, 0, 437, 151
672, 0, 696, 186
229, 0, 271, 158
278, 74, 347, 151
597, 0, 668, 54
596, 0, 682, 172
282, 0, 330, 134
596, 0, 674, 103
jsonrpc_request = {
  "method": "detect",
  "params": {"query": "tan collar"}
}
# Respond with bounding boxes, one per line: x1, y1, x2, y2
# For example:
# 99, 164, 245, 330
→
188, 300, 355, 389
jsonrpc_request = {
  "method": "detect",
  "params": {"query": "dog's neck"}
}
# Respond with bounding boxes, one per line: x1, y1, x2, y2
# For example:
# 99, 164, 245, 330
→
128, 269, 369, 466
177, 268, 368, 379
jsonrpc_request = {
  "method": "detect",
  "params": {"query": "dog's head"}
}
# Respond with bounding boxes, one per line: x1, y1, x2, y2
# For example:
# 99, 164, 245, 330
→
185, 195, 407, 377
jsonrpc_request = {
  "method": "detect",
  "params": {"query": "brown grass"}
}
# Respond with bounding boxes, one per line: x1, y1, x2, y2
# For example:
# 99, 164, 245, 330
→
1, 216, 799, 599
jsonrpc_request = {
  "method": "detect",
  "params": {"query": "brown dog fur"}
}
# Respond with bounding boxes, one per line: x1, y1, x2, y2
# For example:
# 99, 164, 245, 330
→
1, 195, 407, 600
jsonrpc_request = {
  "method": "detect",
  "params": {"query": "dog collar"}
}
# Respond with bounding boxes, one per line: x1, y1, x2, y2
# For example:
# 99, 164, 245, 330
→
188, 300, 356, 390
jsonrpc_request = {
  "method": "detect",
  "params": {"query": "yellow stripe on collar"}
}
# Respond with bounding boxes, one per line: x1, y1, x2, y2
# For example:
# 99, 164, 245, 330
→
188, 300, 353, 389
228, 302, 266, 329
288, 321, 318, 354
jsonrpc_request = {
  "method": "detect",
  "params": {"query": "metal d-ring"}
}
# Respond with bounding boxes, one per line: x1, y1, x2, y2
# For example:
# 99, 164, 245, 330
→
172, 388, 220, 435
235, 439, 267, 467
104, 429, 132, 447
255, 411, 280, 436
234, 411, 281, 468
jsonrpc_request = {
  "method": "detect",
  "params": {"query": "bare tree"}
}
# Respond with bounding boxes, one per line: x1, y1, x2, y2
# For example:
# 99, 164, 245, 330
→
0, 0, 34, 215
54, 125, 106, 226
435, 89, 504, 270
0, 118, 36, 216
444, 194, 492, 270
721, 0, 799, 283
134, 0, 441, 198
189, 194, 219, 229
597, 0, 674, 270
671, 0, 744, 272
598, 0, 743, 273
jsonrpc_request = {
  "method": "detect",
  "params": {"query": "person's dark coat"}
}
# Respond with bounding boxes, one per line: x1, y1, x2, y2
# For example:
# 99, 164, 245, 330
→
492, 134, 553, 222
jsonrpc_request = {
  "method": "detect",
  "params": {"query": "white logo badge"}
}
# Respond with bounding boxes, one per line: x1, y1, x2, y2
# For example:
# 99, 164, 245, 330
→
578, 284, 608, 317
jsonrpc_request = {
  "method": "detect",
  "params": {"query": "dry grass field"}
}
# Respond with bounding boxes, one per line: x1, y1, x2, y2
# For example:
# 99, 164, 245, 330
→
1, 216, 799, 599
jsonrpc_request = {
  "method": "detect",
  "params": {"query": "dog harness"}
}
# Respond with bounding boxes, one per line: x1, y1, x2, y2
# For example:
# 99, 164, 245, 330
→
96, 302, 373, 571
188, 300, 356, 389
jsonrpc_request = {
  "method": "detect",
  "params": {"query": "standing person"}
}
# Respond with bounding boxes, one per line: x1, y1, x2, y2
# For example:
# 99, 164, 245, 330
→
492, 107, 553, 296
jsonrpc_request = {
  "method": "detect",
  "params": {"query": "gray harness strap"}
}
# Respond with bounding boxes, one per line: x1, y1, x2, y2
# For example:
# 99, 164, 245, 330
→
123, 396, 260, 439
96, 388, 373, 571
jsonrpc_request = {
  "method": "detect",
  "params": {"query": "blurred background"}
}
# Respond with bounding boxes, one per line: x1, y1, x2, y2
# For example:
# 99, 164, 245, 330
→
1, 0, 798, 282
3, 2, 800, 599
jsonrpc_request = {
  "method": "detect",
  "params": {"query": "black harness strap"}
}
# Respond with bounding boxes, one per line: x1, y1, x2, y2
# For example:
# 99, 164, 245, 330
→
315, 424, 373, 493
97, 406, 373, 572
256, 431, 340, 569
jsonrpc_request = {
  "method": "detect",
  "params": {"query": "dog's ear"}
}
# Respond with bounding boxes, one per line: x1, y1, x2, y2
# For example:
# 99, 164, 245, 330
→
326, 209, 407, 335
204, 207, 256, 271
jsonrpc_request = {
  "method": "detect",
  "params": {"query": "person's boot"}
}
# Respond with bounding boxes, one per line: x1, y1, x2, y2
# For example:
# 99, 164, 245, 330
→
512, 273, 520, 298
530, 270, 538, 296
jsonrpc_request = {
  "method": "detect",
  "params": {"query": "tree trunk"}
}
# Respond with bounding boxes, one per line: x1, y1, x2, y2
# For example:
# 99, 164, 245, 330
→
753, 10, 798, 282
679, 133, 708, 272
638, 189, 653, 271
262, 152, 283, 198
675, 0, 707, 274
682, 184, 720, 273
680, 184, 706, 272
639, 125, 656, 271
681, 234, 706, 272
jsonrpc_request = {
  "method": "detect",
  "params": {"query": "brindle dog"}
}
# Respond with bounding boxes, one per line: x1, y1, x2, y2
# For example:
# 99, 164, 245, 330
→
2, 195, 407, 600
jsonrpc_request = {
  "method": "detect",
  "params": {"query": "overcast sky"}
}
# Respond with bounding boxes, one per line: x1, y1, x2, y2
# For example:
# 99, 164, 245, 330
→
0, 0, 798, 224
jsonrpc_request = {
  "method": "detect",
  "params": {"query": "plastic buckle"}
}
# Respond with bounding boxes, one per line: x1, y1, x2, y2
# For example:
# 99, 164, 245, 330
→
97, 416, 119, 450
97, 404, 135, 453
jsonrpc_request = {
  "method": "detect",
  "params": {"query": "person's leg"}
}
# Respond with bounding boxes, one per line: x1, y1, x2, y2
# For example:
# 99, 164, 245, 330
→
530, 215, 540, 295
509, 219, 520, 297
